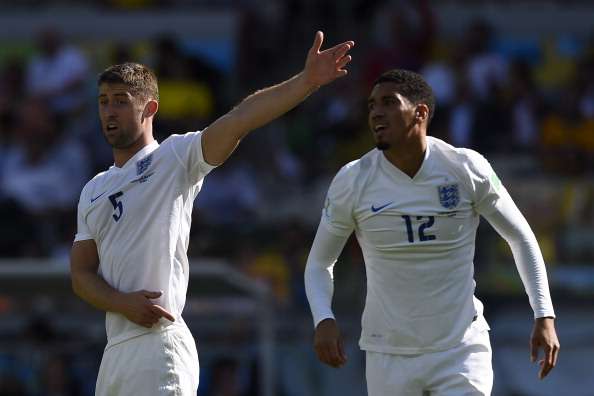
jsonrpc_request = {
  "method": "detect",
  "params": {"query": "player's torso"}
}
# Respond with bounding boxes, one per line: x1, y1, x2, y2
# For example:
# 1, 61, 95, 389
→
83, 144, 191, 284
354, 151, 479, 262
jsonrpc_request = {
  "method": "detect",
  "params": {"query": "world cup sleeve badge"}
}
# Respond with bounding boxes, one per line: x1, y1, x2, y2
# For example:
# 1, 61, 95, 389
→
437, 183, 460, 209
136, 154, 153, 176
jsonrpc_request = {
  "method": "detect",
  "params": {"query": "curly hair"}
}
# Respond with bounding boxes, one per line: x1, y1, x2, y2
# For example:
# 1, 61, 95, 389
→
374, 69, 435, 122
98, 62, 159, 102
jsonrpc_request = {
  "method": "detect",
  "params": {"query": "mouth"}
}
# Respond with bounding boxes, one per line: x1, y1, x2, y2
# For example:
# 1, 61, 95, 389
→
105, 122, 119, 134
373, 124, 388, 136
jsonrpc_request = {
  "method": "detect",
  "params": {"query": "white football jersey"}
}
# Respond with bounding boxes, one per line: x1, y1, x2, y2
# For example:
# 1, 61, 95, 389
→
74, 131, 215, 346
321, 136, 510, 354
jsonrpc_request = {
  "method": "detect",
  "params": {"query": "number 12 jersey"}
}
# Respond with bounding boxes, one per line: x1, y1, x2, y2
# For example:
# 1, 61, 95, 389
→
317, 136, 553, 354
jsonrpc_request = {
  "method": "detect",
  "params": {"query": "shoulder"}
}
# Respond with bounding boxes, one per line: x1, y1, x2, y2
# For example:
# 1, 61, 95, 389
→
161, 130, 203, 145
429, 136, 491, 177
332, 149, 377, 185
79, 169, 109, 200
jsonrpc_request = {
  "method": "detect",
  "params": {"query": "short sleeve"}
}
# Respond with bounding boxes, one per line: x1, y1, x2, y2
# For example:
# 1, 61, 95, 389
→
168, 131, 217, 185
320, 164, 356, 237
74, 185, 93, 242
464, 150, 507, 215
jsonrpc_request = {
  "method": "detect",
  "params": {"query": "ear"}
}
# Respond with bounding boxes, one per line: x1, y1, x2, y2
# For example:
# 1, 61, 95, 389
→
143, 99, 159, 119
415, 104, 429, 123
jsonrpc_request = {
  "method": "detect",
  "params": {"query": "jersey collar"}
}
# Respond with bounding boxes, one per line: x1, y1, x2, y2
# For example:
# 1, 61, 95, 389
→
379, 140, 433, 182
110, 140, 159, 172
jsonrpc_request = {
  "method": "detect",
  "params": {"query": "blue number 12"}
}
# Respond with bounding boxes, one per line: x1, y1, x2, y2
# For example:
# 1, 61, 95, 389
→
402, 215, 436, 243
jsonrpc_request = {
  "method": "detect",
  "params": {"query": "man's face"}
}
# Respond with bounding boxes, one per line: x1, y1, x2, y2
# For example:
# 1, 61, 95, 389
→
367, 82, 417, 151
98, 83, 146, 149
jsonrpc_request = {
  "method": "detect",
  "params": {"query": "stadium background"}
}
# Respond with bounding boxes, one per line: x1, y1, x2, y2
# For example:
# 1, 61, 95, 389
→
0, 0, 593, 395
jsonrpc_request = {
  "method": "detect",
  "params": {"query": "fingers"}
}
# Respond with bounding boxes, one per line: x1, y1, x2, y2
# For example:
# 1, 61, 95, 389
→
151, 305, 175, 322
530, 338, 539, 363
338, 338, 348, 362
336, 55, 352, 72
142, 290, 162, 299
551, 342, 560, 367
324, 41, 355, 60
539, 343, 560, 379
309, 31, 324, 56
315, 341, 347, 368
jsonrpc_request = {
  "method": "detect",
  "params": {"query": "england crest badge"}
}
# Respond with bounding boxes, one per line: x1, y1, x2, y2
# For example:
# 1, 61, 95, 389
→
438, 183, 460, 209
136, 154, 153, 176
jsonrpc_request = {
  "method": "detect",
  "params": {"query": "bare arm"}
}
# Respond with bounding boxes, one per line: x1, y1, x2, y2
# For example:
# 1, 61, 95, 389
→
202, 31, 354, 165
70, 240, 174, 328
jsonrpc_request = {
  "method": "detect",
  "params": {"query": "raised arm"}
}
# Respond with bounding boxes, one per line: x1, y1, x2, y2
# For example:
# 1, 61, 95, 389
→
70, 240, 174, 328
201, 31, 354, 166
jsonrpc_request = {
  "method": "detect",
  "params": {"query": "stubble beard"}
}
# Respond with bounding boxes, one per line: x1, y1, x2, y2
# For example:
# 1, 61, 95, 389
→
104, 127, 139, 150
376, 142, 391, 151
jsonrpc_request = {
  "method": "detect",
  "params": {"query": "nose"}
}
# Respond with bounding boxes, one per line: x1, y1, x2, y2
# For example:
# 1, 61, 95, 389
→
101, 103, 117, 119
370, 112, 384, 123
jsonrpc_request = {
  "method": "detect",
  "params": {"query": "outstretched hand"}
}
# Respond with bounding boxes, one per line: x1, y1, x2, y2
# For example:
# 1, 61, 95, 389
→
303, 31, 354, 89
530, 317, 560, 379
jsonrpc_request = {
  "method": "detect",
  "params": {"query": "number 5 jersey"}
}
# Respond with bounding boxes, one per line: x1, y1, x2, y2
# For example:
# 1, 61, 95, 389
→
74, 131, 215, 347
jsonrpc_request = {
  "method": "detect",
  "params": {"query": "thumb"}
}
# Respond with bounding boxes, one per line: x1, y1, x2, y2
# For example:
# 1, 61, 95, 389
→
309, 31, 323, 56
142, 290, 162, 299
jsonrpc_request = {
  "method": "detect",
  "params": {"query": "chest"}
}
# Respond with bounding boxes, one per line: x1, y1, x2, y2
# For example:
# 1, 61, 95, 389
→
354, 169, 478, 249
84, 154, 180, 241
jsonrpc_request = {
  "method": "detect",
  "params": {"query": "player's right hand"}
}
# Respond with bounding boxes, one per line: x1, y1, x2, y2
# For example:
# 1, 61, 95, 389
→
118, 290, 175, 328
313, 318, 347, 368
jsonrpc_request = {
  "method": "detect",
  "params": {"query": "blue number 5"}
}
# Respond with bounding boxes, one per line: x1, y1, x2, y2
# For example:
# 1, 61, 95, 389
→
109, 191, 124, 222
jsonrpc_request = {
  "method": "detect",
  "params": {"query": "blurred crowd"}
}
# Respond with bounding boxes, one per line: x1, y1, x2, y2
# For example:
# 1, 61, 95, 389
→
1, 1, 594, 394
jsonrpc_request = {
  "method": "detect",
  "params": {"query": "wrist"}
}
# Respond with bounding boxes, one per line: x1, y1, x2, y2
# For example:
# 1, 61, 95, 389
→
297, 71, 320, 94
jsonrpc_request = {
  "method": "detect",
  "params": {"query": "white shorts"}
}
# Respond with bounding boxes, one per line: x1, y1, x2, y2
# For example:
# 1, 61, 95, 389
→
96, 325, 199, 396
366, 327, 492, 396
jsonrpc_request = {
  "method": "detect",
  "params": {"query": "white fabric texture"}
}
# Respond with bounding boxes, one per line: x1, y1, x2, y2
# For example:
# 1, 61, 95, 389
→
96, 325, 199, 396
75, 130, 215, 347
305, 136, 555, 355
366, 321, 492, 396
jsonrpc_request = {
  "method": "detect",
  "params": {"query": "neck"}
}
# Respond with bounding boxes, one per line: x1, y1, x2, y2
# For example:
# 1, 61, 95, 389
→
113, 130, 155, 168
382, 133, 427, 178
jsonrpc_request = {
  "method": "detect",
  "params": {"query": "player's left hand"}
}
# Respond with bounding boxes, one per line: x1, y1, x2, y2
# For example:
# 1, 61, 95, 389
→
302, 31, 354, 89
530, 317, 560, 379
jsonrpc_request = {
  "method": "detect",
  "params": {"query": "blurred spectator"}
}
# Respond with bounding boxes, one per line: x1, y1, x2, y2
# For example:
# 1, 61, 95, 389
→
463, 19, 509, 101
0, 98, 89, 256
506, 60, 541, 152
205, 357, 245, 396
152, 34, 223, 138
362, 0, 435, 86
25, 27, 90, 116
195, 154, 261, 226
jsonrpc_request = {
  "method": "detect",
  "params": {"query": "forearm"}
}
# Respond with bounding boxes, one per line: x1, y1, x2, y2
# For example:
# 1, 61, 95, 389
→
72, 270, 125, 314
482, 195, 555, 318
305, 224, 350, 327
229, 72, 316, 138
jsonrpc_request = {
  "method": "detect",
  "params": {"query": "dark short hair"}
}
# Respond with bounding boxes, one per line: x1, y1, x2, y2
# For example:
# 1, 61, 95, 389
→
374, 69, 435, 122
98, 62, 159, 101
